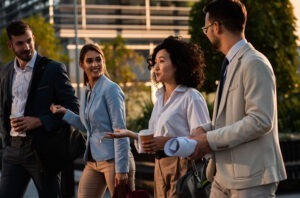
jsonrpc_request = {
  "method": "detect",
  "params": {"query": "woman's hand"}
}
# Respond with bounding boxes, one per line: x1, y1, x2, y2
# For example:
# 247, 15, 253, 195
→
50, 104, 67, 115
104, 129, 138, 140
142, 136, 171, 153
115, 173, 128, 186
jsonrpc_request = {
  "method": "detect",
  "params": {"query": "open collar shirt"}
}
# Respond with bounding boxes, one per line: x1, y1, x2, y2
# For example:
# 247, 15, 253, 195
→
149, 85, 211, 137
10, 51, 37, 136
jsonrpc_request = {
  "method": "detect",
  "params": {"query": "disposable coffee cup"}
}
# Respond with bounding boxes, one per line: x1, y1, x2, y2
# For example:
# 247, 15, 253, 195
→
139, 129, 154, 151
10, 113, 23, 119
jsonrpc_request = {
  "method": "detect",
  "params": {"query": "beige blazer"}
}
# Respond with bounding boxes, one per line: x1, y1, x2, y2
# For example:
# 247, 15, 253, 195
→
206, 43, 287, 189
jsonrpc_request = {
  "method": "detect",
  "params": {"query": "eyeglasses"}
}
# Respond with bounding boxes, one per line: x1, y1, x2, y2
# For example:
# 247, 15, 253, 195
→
201, 22, 215, 34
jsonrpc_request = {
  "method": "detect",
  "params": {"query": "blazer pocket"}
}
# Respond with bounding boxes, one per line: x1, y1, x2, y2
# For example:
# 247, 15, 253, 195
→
232, 140, 263, 178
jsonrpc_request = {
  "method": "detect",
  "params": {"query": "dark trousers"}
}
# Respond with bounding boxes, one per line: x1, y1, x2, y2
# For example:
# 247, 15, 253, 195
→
0, 137, 61, 198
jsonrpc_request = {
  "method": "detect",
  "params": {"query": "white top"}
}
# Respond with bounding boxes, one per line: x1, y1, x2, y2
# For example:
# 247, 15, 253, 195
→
10, 51, 37, 137
149, 85, 211, 137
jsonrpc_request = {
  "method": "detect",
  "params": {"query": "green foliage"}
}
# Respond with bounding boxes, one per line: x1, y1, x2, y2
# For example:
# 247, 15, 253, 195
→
189, 1, 224, 93
127, 100, 154, 132
189, 0, 300, 132
0, 15, 68, 65
102, 36, 144, 85
101, 36, 150, 122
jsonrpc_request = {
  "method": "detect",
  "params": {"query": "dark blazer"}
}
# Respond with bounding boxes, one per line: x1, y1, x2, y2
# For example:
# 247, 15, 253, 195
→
0, 54, 79, 171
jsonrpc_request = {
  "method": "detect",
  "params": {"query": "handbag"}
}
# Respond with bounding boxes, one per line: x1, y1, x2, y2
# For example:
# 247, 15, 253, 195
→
176, 158, 211, 198
112, 184, 150, 198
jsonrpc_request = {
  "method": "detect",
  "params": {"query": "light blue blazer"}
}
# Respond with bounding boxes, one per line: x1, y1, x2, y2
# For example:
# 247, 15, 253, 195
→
63, 75, 129, 173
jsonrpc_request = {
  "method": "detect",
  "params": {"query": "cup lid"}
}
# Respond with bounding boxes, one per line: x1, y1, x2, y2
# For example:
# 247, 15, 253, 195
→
139, 129, 154, 136
10, 113, 23, 119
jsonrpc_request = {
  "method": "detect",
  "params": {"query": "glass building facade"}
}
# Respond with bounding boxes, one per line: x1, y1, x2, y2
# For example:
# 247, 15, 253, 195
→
0, 0, 197, 86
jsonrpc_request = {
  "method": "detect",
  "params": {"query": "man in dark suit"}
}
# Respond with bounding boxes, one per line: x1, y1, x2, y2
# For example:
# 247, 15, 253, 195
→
0, 20, 78, 197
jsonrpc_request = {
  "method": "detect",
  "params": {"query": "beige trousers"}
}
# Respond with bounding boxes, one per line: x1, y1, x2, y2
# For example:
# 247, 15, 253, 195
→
210, 180, 279, 198
78, 153, 136, 198
154, 157, 188, 198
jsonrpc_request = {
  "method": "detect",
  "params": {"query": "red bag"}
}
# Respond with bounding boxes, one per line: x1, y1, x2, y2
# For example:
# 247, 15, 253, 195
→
112, 184, 150, 198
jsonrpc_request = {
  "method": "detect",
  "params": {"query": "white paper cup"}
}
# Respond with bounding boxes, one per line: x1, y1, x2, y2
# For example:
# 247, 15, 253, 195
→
139, 129, 154, 151
10, 113, 23, 119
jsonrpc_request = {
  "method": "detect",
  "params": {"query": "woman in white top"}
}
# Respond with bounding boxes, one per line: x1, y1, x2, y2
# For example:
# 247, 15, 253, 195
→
105, 36, 210, 198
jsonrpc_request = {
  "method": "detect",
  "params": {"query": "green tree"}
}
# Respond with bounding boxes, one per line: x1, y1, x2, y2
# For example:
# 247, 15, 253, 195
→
0, 15, 68, 65
189, 0, 300, 132
102, 35, 144, 86
101, 36, 149, 121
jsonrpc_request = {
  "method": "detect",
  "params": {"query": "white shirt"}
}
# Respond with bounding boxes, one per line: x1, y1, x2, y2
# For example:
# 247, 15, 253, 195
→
149, 85, 211, 137
10, 51, 37, 137
224, 39, 248, 76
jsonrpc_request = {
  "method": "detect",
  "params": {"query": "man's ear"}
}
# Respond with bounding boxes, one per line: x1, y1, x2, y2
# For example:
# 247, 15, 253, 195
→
215, 21, 223, 35
7, 40, 12, 50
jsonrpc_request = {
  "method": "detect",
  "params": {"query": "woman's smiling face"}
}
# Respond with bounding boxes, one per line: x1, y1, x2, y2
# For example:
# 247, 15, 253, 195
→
81, 50, 104, 83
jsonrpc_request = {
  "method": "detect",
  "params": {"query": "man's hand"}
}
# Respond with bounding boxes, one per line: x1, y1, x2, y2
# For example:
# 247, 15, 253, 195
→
189, 133, 212, 160
191, 126, 206, 136
11, 116, 42, 133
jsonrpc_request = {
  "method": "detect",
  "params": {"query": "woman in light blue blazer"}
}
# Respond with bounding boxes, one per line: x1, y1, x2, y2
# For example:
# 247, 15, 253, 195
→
50, 43, 134, 197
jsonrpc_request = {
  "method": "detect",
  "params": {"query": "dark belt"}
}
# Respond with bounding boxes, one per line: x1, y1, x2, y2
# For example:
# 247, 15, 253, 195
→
155, 150, 168, 159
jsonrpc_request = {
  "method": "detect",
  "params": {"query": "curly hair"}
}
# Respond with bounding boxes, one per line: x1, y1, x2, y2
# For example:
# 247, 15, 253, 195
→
147, 36, 206, 89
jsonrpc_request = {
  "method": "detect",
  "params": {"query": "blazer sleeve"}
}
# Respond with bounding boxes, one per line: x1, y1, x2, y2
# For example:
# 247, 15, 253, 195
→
207, 54, 276, 151
63, 109, 87, 132
105, 83, 129, 173
39, 62, 79, 132
0, 64, 11, 146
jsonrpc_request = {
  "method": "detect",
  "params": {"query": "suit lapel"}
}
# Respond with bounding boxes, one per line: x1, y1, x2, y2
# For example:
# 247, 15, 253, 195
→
25, 55, 49, 113
215, 43, 253, 120
81, 75, 107, 131
7, 62, 15, 105
3, 62, 15, 120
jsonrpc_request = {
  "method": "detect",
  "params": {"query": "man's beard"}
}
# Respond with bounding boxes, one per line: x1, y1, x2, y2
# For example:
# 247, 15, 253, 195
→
211, 37, 221, 51
15, 49, 33, 62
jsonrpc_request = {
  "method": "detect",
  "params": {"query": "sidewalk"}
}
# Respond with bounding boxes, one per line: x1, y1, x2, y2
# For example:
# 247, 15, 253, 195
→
12, 171, 300, 197
10, 170, 110, 198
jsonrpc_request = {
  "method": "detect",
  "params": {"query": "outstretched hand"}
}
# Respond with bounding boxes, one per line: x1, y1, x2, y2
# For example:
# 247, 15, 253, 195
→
104, 129, 138, 140
50, 104, 67, 115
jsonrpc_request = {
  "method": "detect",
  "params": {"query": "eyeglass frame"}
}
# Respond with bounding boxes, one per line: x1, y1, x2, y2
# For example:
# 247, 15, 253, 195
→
201, 22, 216, 34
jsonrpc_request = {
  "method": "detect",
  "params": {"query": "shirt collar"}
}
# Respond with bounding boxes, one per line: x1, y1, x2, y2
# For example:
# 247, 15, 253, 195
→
226, 39, 247, 63
156, 85, 187, 97
13, 50, 37, 71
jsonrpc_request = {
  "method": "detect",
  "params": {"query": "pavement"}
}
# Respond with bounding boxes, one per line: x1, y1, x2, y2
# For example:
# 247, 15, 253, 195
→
3, 170, 110, 198
1, 170, 298, 197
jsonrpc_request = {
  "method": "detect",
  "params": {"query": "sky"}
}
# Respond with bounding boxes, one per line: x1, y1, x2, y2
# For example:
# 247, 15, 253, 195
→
291, 0, 300, 45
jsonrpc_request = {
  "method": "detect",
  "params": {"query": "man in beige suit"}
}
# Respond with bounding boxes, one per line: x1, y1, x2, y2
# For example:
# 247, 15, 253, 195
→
190, 0, 287, 197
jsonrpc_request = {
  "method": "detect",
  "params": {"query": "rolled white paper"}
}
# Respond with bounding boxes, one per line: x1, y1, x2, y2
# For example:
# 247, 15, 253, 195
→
164, 137, 197, 157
